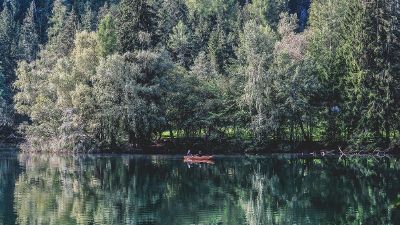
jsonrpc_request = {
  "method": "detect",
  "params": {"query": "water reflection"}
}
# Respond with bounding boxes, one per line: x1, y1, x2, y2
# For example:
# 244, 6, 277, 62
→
0, 153, 18, 225
2, 154, 400, 225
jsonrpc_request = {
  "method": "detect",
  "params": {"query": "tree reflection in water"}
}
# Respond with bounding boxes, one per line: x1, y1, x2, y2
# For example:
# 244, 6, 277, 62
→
0, 153, 18, 225
8, 154, 400, 225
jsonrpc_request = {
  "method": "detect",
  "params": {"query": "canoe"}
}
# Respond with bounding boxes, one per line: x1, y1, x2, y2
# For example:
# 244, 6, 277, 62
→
184, 155, 213, 160
183, 155, 214, 164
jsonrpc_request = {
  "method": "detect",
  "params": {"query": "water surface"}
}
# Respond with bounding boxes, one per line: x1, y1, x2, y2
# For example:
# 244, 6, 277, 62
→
0, 153, 400, 225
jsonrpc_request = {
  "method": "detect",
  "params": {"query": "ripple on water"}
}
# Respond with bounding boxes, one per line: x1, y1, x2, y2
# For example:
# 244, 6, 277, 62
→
2, 154, 400, 225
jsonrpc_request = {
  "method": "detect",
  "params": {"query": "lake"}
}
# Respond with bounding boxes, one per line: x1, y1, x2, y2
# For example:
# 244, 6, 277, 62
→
0, 152, 399, 225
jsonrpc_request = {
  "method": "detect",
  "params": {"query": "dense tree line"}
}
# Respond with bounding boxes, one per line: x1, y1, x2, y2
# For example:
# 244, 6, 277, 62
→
0, 0, 398, 152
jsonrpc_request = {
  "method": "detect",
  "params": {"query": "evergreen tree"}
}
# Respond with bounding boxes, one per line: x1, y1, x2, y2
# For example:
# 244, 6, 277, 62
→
35, 0, 52, 44
0, 68, 11, 127
207, 24, 234, 75
115, 0, 157, 52
81, 1, 96, 31
307, 0, 357, 143
168, 20, 193, 67
47, 0, 68, 43
155, 0, 187, 45
18, 1, 39, 62
47, 0, 77, 56
97, 14, 117, 57
335, 0, 368, 146
0, 2, 18, 101
353, 0, 400, 145
6, 0, 21, 19
244, 0, 289, 27
190, 51, 226, 138
97, 2, 111, 21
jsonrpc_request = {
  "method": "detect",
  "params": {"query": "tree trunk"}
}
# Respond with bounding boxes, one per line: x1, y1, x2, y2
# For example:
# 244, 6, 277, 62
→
128, 132, 136, 145
299, 120, 309, 142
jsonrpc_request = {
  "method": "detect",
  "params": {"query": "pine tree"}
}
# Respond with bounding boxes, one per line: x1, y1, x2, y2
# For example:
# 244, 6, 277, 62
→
64, 10, 79, 49
336, 0, 368, 145
97, 14, 117, 57
18, 1, 40, 62
307, 0, 359, 143
6, 0, 21, 19
355, 0, 400, 144
155, 0, 187, 45
47, 0, 68, 42
0, 2, 18, 101
244, 0, 289, 27
97, 2, 110, 21
35, 0, 52, 44
47, 0, 77, 56
81, 1, 96, 31
0, 68, 11, 127
207, 24, 232, 74
115, 0, 157, 52
168, 20, 193, 67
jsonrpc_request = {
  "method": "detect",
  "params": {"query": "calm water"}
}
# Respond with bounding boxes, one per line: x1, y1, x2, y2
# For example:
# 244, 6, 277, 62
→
0, 152, 400, 225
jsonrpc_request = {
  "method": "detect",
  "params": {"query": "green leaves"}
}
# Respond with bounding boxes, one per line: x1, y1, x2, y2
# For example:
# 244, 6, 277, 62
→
97, 14, 117, 57
168, 20, 193, 67
9, 0, 400, 151
237, 19, 277, 140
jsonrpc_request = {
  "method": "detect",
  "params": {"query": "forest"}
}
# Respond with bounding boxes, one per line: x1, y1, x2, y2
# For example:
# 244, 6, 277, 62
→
0, 0, 399, 153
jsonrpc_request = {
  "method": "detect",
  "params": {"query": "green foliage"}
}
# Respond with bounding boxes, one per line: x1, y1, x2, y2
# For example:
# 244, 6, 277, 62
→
115, 0, 157, 52
18, 1, 39, 62
80, 1, 96, 31
306, 0, 400, 148
0, 2, 18, 100
269, 13, 319, 142
0, 69, 11, 127
355, 0, 400, 143
237, 19, 277, 140
9, 0, 400, 151
185, 0, 237, 21
97, 14, 117, 57
168, 20, 193, 67
307, 0, 362, 143
94, 50, 173, 146
155, 0, 187, 45
164, 51, 226, 138
47, 0, 77, 57
244, 0, 289, 27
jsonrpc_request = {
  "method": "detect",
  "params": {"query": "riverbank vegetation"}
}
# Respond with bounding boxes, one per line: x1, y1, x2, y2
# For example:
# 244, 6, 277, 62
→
0, 0, 399, 152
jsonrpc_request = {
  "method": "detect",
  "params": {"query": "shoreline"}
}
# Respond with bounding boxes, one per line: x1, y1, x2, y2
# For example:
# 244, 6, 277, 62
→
1, 139, 399, 155
2, 147, 400, 158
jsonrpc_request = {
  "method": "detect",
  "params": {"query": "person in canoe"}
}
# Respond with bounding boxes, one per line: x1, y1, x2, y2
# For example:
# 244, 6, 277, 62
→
196, 150, 202, 157
186, 149, 193, 156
